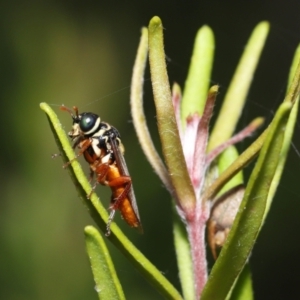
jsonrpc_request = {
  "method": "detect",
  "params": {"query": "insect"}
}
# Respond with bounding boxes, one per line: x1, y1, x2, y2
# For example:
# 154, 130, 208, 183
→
61, 105, 142, 236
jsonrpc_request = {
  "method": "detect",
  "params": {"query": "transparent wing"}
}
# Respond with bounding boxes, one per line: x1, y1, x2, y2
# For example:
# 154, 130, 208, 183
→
109, 136, 142, 227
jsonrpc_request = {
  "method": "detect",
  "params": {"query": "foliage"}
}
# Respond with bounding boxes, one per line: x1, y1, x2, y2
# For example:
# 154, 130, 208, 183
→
41, 16, 300, 299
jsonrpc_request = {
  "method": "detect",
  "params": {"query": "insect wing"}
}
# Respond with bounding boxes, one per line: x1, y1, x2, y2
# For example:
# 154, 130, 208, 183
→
109, 136, 142, 229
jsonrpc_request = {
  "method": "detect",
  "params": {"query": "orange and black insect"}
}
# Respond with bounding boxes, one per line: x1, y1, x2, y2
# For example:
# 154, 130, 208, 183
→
61, 105, 142, 236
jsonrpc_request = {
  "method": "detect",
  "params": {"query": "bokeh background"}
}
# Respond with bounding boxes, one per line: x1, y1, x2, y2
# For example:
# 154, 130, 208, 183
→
1, 1, 300, 299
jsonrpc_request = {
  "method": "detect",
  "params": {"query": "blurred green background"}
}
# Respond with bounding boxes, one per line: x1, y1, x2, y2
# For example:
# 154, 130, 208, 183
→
1, 1, 300, 299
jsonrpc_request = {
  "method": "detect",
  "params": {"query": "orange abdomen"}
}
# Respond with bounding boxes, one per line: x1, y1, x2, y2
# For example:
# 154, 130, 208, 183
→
107, 165, 140, 228
118, 198, 140, 228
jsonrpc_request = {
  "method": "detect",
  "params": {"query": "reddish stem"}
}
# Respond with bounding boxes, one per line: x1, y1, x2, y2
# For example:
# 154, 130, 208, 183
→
187, 201, 210, 299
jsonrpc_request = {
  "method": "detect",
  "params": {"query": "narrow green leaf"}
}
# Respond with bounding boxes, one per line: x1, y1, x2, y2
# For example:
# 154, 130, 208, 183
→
202, 101, 293, 299
85, 226, 125, 300
181, 25, 214, 121
40, 103, 110, 232
130, 27, 172, 192
264, 47, 300, 218
288, 46, 300, 87
208, 22, 270, 150
218, 146, 253, 300
229, 264, 253, 300
148, 16, 196, 210
40, 103, 183, 300
205, 45, 300, 300
217, 147, 253, 300
202, 129, 268, 204
217, 146, 244, 195
173, 206, 194, 300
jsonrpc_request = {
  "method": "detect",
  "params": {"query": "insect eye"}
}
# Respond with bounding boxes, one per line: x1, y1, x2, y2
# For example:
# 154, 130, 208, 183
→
79, 113, 99, 133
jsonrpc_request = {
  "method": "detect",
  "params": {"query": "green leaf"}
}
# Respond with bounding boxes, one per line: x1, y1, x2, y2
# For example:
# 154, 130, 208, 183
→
204, 48, 300, 299
130, 27, 172, 192
40, 102, 183, 300
181, 25, 215, 121
202, 129, 268, 204
264, 45, 300, 218
148, 16, 196, 211
173, 206, 194, 300
84, 226, 125, 300
40, 103, 109, 232
229, 264, 253, 300
217, 147, 254, 300
201, 101, 293, 299
208, 22, 270, 150
217, 146, 244, 195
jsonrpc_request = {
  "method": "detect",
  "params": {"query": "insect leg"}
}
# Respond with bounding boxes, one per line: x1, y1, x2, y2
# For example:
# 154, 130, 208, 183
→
63, 139, 93, 169
101, 174, 132, 236
107, 176, 132, 209
88, 168, 95, 183
87, 162, 110, 199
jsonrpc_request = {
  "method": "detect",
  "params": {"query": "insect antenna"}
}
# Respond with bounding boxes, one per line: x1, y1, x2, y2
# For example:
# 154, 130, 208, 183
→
60, 105, 79, 121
